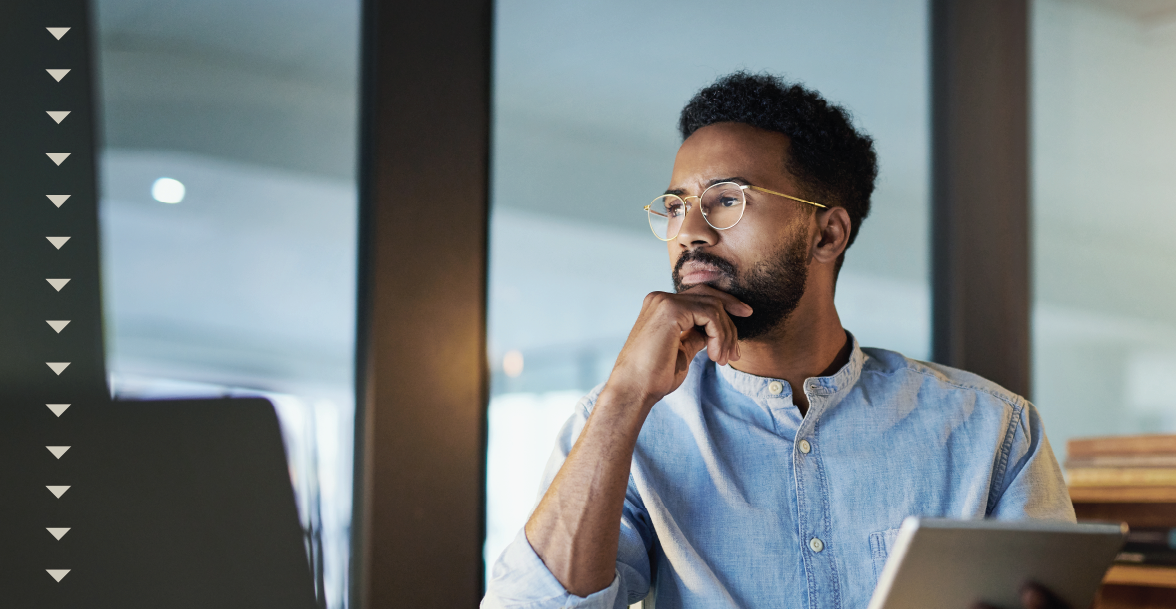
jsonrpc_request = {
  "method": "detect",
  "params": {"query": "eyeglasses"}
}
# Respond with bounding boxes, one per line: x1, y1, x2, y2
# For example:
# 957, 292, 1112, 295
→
644, 181, 827, 241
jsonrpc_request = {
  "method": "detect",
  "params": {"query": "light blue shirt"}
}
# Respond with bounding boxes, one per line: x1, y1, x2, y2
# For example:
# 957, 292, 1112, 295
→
483, 337, 1075, 609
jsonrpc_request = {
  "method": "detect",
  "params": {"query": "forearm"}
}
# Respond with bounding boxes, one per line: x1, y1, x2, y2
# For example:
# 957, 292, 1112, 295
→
524, 385, 653, 597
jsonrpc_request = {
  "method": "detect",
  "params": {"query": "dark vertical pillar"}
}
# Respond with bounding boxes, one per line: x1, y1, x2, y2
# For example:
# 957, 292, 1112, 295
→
352, 0, 491, 607
931, 0, 1032, 398
0, 0, 109, 602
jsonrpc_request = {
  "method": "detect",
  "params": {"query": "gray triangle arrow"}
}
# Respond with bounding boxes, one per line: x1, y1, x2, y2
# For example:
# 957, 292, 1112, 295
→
46, 195, 70, 207
46, 69, 70, 82
46, 152, 70, 165
47, 28, 71, 40
46, 404, 71, 417
46, 236, 70, 249
47, 486, 70, 498
47, 446, 70, 459
47, 569, 70, 582
46, 320, 71, 333
46, 278, 70, 291
46, 362, 70, 375
47, 111, 71, 124
47, 527, 71, 540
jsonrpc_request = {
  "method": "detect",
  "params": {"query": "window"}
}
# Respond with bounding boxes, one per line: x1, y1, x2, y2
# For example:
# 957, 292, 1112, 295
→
1031, 0, 1176, 457
93, 2, 360, 606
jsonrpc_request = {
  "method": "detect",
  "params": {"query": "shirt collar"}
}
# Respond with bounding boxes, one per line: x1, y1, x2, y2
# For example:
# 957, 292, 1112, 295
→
716, 332, 864, 401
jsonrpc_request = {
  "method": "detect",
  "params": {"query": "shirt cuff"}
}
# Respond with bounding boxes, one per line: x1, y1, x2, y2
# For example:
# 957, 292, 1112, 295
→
482, 527, 621, 609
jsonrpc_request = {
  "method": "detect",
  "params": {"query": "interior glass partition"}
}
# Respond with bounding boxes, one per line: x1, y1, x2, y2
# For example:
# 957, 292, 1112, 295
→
1031, 0, 1176, 459
486, 0, 932, 586
92, 2, 360, 607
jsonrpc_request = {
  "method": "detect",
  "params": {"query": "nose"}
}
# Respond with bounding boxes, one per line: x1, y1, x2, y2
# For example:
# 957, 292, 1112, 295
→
674, 196, 718, 249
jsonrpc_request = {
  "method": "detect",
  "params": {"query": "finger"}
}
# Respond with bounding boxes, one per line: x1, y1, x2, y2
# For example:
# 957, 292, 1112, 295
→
694, 315, 731, 366
1021, 586, 1047, 609
681, 285, 754, 318
1020, 583, 1069, 609
682, 284, 753, 317
678, 327, 712, 370
673, 299, 735, 364
679, 327, 707, 360
686, 303, 733, 364
679, 294, 742, 362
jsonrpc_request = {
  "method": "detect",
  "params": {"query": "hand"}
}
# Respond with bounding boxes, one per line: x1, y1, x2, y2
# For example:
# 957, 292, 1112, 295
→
605, 285, 752, 409
972, 582, 1072, 609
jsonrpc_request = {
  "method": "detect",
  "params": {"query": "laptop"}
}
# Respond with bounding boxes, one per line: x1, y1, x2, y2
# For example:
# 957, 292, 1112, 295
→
4, 397, 319, 608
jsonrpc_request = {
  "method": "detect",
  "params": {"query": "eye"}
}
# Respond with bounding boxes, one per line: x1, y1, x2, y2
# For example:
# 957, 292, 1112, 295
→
717, 195, 740, 208
666, 202, 685, 217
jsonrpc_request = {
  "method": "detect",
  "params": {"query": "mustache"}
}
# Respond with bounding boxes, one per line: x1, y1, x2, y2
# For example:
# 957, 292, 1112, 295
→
672, 250, 738, 288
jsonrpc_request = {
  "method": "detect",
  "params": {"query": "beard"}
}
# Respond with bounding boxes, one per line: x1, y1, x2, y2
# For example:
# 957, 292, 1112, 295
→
671, 232, 809, 341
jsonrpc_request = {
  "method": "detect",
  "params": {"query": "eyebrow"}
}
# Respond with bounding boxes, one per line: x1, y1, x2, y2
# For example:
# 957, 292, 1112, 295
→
664, 176, 751, 196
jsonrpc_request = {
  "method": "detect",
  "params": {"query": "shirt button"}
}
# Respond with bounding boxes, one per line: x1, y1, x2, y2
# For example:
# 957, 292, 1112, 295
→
798, 439, 811, 454
809, 537, 824, 553
768, 381, 784, 395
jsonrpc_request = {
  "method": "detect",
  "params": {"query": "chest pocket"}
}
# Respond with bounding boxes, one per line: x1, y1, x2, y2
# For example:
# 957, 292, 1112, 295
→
869, 527, 903, 586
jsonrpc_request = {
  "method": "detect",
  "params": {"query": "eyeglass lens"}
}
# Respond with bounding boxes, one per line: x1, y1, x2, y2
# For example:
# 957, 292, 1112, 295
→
647, 182, 746, 240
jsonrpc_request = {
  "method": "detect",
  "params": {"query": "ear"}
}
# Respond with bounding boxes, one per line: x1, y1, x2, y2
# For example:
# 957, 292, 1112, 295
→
811, 206, 851, 264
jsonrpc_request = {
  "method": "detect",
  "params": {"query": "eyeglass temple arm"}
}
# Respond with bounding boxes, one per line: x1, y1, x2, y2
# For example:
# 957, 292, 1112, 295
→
746, 185, 827, 209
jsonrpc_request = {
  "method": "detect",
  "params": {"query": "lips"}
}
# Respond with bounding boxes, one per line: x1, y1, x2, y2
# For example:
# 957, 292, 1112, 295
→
678, 261, 728, 286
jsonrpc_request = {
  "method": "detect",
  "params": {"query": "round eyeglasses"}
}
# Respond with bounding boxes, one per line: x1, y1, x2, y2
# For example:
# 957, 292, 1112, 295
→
644, 181, 827, 241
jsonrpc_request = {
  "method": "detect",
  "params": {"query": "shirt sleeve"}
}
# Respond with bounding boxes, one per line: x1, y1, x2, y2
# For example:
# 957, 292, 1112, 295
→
482, 391, 654, 609
988, 398, 1077, 523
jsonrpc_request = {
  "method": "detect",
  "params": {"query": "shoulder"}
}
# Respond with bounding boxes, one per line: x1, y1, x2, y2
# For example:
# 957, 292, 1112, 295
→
857, 346, 1027, 414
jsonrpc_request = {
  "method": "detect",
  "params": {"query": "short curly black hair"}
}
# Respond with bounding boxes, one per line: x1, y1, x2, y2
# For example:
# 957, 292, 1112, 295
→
679, 72, 878, 268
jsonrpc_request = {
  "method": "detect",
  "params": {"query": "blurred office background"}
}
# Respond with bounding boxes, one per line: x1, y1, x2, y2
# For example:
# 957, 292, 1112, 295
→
81, 0, 1176, 603
92, 1, 360, 607
1031, 0, 1176, 458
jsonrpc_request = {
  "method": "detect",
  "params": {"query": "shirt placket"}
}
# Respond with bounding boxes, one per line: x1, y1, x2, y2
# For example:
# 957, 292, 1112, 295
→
794, 382, 842, 609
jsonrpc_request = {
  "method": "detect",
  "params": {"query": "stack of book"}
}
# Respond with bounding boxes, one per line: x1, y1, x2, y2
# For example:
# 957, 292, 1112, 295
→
1067, 434, 1176, 566
1067, 434, 1176, 494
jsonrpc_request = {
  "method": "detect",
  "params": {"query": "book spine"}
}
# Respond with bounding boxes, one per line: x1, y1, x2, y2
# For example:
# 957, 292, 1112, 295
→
1066, 455, 1176, 469
1068, 435, 1176, 458
1068, 467, 1176, 487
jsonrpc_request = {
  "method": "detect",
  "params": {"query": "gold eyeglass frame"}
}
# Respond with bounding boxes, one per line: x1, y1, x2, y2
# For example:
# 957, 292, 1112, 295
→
643, 182, 827, 242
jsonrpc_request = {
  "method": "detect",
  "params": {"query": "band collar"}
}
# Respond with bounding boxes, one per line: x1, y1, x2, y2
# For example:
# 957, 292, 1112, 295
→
716, 332, 864, 401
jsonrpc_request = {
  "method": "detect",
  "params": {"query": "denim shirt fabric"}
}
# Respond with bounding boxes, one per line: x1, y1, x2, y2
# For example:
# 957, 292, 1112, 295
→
482, 339, 1076, 609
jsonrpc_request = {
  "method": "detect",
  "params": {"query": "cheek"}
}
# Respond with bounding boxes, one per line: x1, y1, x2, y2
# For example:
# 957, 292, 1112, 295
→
717, 227, 771, 265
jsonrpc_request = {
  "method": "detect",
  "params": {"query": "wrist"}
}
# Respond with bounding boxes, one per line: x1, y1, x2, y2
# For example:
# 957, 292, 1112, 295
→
597, 382, 661, 419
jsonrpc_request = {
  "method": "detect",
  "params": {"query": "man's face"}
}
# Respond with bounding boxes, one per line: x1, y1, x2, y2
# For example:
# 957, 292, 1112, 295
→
667, 122, 814, 340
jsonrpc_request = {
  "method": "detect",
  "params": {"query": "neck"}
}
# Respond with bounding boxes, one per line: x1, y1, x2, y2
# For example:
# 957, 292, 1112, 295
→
729, 287, 850, 415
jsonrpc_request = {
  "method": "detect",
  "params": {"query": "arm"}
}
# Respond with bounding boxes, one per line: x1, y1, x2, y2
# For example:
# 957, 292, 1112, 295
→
988, 399, 1075, 522
525, 286, 751, 596
481, 403, 655, 609
980, 401, 1076, 609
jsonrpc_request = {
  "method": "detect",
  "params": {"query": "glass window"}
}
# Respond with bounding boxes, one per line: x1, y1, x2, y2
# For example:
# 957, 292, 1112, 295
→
93, 2, 360, 607
1031, 0, 1176, 457
486, 0, 931, 583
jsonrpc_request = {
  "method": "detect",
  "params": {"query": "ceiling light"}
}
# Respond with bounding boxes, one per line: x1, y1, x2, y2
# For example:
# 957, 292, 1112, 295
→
151, 177, 185, 203
503, 350, 524, 378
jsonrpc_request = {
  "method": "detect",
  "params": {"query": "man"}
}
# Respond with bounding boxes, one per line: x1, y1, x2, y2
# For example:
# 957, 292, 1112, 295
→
483, 72, 1074, 609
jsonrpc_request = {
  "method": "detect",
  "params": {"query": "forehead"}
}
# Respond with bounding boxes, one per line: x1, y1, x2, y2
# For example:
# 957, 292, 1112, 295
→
670, 122, 791, 188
